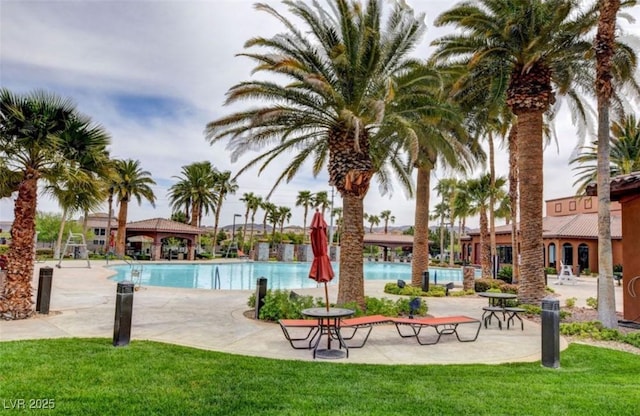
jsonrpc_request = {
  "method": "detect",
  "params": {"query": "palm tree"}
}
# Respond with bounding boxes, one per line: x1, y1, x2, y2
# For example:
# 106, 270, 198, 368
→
463, 174, 507, 278
431, 0, 638, 304
0, 89, 111, 320
211, 170, 238, 253
168, 161, 217, 228
296, 190, 314, 243
206, 0, 428, 307
366, 214, 380, 233
261, 201, 276, 240
572, 115, 640, 192
379, 210, 395, 234
593, 0, 622, 329
313, 191, 330, 216
277, 206, 292, 237
332, 207, 343, 245
112, 159, 156, 256
240, 192, 262, 249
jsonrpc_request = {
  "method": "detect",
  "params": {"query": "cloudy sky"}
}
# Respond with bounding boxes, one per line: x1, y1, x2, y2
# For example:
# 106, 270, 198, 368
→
1, 0, 639, 229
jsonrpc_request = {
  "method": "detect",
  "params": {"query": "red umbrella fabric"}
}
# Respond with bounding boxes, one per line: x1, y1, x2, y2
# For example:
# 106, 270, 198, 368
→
309, 210, 334, 310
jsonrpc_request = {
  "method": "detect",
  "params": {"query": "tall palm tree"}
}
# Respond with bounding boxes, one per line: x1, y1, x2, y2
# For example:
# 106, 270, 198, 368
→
379, 210, 395, 234
261, 201, 276, 240
277, 206, 292, 237
112, 159, 156, 256
571, 115, 640, 192
332, 207, 343, 245
206, 0, 428, 307
431, 0, 638, 304
313, 191, 330, 216
240, 192, 261, 248
168, 161, 217, 228
211, 170, 238, 254
594, 0, 622, 329
296, 190, 314, 243
0, 89, 110, 320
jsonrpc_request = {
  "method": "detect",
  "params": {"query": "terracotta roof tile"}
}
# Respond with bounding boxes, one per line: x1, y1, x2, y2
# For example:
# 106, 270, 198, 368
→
126, 218, 204, 234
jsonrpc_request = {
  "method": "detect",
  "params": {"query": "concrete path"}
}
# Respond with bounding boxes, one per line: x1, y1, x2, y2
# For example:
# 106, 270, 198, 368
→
0, 261, 623, 365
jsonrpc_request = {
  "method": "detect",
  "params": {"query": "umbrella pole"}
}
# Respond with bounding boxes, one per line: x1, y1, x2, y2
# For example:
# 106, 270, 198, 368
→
324, 282, 330, 312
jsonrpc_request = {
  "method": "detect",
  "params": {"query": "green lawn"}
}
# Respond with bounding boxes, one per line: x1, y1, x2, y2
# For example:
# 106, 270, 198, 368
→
1, 338, 639, 415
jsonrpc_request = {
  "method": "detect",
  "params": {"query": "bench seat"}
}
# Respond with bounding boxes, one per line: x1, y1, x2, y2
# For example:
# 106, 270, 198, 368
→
340, 315, 393, 348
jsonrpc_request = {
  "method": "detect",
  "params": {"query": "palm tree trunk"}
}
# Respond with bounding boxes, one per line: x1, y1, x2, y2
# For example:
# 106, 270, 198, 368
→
411, 167, 430, 287
212, 197, 222, 254
508, 123, 520, 283
337, 193, 365, 308
1, 173, 38, 320
488, 132, 497, 275
480, 210, 491, 279
105, 192, 113, 254
115, 200, 129, 256
55, 208, 68, 260
517, 111, 546, 304
595, 0, 620, 328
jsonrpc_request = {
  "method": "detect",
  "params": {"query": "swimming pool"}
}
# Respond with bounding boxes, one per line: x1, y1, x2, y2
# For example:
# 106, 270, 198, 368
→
108, 262, 480, 291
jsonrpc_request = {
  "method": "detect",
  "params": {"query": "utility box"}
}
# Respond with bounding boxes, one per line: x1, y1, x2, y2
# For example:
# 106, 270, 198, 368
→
113, 281, 134, 347
36, 267, 54, 314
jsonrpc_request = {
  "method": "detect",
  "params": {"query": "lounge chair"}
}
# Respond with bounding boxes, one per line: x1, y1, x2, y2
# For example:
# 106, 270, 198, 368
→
278, 319, 319, 349
393, 315, 481, 345
339, 315, 393, 348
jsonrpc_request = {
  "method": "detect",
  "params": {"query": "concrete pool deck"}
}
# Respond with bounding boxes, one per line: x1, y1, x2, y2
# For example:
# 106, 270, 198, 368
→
0, 260, 624, 365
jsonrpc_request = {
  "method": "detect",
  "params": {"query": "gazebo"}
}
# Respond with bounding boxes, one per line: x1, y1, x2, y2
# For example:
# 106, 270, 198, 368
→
587, 172, 640, 324
125, 218, 205, 261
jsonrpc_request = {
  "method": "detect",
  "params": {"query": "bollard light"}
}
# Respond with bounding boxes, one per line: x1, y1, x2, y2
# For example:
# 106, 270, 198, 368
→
541, 297, 560, 368
36, 267, 54, 314
113, 281, 134, 346
421, 271, 429, 292
255, 277, 267, 319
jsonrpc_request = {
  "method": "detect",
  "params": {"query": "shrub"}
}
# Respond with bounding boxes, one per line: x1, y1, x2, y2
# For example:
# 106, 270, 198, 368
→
545, 267, 557, 275
613, 264, 623, 273
586, 297, 598, 310
254, 289, 315, 321
0, 245, 9, 255
497, 266, 513, 283
474, 278, 504, 292
36, 248, 53, 257
565, 297, 577, 308
500, 284, 518, 294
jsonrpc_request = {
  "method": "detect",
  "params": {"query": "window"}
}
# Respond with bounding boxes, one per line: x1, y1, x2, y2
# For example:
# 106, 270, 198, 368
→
584, 198, 592, 209
578, 244, 589, 273
548, 243, 556, 268
555, 203, 562, 213
562, 243, 573, 265
569, 201, 576, 211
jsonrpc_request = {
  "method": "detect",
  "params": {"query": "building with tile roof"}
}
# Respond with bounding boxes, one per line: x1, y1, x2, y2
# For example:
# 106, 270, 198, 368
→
461, 195, 623, 275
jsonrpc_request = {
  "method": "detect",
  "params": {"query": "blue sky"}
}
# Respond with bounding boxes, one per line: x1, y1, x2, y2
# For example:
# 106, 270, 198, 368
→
1, 0, 639, 229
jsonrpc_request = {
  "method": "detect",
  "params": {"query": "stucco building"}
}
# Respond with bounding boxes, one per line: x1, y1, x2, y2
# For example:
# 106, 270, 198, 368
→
461, 195, 623, 275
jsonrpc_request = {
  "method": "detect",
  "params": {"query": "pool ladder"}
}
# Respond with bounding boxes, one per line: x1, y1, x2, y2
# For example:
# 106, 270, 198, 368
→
212, 266, 221, 290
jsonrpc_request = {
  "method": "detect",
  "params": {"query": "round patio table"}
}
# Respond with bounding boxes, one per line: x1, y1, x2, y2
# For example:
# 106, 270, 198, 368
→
478, 292, 517, 307
301, 307, 354, 359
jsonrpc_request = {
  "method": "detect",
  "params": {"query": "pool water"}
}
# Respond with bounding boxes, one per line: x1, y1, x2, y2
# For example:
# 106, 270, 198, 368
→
108, 262, 479, 291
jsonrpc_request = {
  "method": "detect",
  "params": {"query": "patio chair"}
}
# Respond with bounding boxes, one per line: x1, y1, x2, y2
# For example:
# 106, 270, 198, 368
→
278, 319, 319, 349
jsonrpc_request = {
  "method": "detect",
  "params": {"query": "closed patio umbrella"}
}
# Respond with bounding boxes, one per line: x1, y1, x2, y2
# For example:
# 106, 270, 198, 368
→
309, 209, 334, 312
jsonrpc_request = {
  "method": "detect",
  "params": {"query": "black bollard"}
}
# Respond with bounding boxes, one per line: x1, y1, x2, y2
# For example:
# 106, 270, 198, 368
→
36, 267, 54, 314
541, 297, 560, 368
255, 277, 267, 319
113, 281, 134, 346
421, 271, 429, 292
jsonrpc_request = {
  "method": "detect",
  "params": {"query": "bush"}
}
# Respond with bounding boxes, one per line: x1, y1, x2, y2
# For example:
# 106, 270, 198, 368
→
36, 248, 53, 257
474, 278, 504, 292
565, 297, 577, 308
586, 297, 598, 310
0, 245, 9, 255
500, 284, 519, 294
545, 267, 557, 275
497, 266, 513, 283
613, 264, 623, 273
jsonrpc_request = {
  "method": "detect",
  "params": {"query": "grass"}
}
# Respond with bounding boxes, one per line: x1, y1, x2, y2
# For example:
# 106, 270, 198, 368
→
1, 338, 639, 415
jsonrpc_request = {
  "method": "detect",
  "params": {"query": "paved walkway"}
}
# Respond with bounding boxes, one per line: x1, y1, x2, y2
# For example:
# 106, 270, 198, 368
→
0, 261, 623, 365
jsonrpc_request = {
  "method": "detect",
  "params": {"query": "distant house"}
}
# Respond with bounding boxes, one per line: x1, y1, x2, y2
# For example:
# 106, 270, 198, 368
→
79, 213, 118, 253
461, 195, 623, 275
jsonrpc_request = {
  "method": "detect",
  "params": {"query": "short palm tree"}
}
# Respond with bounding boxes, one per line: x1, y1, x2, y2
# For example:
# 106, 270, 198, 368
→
206, 0, 428, 307
0, 89, 110, 320
240, 192, 262, 249
572, 115, 640, 192
112, 159, 156, 256
379, 210, 395, 235
168, 161, 217, 227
